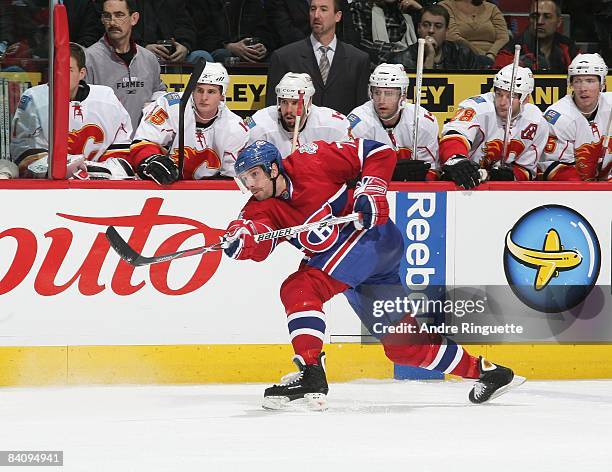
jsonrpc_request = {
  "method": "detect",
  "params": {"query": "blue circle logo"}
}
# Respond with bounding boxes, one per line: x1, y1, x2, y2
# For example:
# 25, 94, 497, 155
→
504, 205, 600, 313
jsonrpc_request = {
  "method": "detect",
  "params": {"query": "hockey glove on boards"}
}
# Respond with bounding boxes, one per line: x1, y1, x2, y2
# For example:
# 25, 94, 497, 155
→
441, 155, 481, 189
353, 176, 389, 230
136, 154, 179, 185
223, 219, 258, 259
392, 159, 431, 181
489, 162, 515, 181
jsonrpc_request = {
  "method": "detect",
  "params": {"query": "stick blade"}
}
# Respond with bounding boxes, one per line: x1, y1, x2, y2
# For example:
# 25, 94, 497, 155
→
105, 226, 144, 266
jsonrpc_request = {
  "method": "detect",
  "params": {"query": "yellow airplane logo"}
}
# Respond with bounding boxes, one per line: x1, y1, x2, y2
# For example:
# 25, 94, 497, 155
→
505, 229, 582, 290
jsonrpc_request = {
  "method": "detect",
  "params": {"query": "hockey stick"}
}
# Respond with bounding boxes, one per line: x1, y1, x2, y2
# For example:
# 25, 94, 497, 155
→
412, 38, 425, 161
501, 44, 521, 165
599, 107, 612, 179
291, 90, 305, 153
106, 212, 361, 267
178, 58, 206, 179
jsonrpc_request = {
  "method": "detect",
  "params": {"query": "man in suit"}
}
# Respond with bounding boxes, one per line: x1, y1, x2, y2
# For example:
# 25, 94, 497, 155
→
265, 0, 370, 116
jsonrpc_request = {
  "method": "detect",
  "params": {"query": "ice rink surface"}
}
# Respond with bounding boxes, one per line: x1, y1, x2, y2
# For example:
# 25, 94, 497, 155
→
1, 379, 611, 472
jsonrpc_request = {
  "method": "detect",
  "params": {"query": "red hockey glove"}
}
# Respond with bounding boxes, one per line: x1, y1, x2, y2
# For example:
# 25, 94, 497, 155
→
223, 219, 258, 259
353, 176, 389, 230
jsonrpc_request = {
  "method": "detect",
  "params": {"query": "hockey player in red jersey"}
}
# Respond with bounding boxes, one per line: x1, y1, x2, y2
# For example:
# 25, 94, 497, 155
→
540, 53, 611, 181
439, 64, 547, 187
224, 139, 524, 410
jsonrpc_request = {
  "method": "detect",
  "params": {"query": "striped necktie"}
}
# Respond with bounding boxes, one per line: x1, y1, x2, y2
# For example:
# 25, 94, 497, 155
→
318, 46, 331, 84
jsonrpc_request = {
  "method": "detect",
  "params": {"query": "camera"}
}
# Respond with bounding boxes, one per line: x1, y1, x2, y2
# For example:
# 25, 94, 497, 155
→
244, 37, 261, 47
157, 40, 176, 56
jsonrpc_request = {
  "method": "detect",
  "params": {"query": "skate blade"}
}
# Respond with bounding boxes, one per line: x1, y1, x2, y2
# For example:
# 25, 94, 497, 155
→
487, 374, 527, 402
262, 393, 328, 411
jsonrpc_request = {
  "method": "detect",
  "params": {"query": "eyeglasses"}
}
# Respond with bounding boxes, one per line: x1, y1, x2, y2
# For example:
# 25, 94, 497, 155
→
101, 12, 130, 23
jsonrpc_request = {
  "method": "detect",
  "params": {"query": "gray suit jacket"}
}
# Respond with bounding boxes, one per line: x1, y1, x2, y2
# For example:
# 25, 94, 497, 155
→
266, 37, 370, 115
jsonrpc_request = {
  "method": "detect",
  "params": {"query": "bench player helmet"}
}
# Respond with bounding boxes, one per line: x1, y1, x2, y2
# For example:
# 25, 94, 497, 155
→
197, 62, 230, 95
369, 63, 409, 120
275, 72, 316, 117
568, 53, 608, 91
369, 63, 410, 97
493, 64, 534, 104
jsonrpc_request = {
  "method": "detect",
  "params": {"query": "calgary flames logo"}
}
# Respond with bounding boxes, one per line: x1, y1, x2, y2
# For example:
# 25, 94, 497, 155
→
172, 147, 222, 180
68, 124, 105, 160
481, 139, 525, 168
574, 137, 603, 181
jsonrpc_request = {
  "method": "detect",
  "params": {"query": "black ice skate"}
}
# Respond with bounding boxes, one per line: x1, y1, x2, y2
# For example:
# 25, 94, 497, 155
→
469, 356, 526, 404
263, 352, 329, 411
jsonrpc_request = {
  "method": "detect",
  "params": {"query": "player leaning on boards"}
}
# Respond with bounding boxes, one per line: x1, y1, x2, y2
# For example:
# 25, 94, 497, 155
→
10, 43, 134, 179
347, 63, 439, 181
439, 64, 548, 188
130, 62, 248, 183
223, 139, 524, 410
540, 53, 612, 181
244, 72, 351, 157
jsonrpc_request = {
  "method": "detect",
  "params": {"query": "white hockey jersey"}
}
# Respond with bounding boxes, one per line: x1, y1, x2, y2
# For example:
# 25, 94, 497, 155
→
540, 92, 612, 181
131, 92, 248, 179
441, 92, 548, 179
347, 100, 439, 168
243, 104, 350, 158
10, 83, 132, 164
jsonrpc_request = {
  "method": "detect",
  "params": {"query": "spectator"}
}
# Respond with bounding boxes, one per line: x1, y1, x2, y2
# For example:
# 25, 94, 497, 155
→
0, 1, 48, 72
246, 72, 350, 157
438, 0, 509, 65
494, 0, 580, 72
65, 0, 103, 48
189, 0, 273, 64
129, 0, 211, 64
86, 0, 166, 134
10, 43, 133, 179
266, 0, 370, 115
350, 0, 420, 66
401, 4, 491, 69
266, 0, 359, 48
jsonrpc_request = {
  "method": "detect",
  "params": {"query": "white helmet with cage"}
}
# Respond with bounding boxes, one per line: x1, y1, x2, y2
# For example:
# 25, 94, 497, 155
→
493, 64, 534, 103
369, 63, 410, 97
275, 72, 316, 116
567, 53, 608, 91
197, 62, 230, 95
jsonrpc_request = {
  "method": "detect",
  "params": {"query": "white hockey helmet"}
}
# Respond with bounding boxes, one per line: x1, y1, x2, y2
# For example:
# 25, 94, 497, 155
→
275, 72, 316, 117
369, 63, 410, 97
567, 53, 608, 91
493, 64, 534, 103
197, 62, 230, 95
